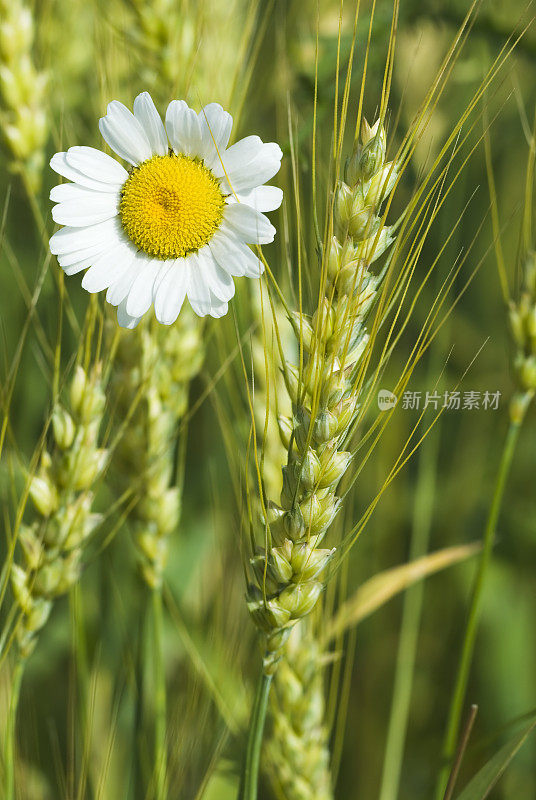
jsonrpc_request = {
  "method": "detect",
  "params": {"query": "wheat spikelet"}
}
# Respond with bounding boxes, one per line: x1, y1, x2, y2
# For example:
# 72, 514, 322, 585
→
252, 284, 295, 500
247, 117, 399, 674
265, 621, 333, 800
10, 364, 107, 657
112, 312, 204, 588
0, 0, 48, 191
128, 0, 188, 99
508, 250, 536, 422
251, 286, 334, 797
128, 0, 248, 106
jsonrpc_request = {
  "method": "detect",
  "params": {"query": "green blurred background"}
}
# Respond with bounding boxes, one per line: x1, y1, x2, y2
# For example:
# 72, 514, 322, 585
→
1, 0, 535, 798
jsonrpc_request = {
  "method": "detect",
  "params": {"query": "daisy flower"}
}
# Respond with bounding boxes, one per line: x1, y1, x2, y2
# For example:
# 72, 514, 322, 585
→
49, 92, 283, 328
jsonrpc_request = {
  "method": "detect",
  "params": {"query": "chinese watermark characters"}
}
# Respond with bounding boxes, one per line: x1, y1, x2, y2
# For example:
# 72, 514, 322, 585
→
377, 390, 502, 411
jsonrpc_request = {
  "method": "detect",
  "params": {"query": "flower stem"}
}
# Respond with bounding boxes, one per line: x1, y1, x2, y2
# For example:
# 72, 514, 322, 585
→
435, 416, 524, 798
239, 669, 273, 800
5, 657, 25, 800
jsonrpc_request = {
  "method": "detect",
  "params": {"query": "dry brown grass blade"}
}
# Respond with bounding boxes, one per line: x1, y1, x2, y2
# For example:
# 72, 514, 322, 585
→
325, 543, 480, 644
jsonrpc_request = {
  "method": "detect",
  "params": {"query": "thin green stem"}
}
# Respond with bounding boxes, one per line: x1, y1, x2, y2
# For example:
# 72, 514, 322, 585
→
70, 586, 94, 800
133, 582, 168, 800
5, 656, 25, 800
442, 704, 478, 800
152, 587, 167, 800
435, 415, 525, 798
239, 669, 273, 800
134, 590, 149, 800
379, 424, 440, 800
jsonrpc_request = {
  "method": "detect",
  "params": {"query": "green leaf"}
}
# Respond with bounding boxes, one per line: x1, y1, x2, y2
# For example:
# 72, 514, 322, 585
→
325, 543, 480, 643
456, 712, 536, 800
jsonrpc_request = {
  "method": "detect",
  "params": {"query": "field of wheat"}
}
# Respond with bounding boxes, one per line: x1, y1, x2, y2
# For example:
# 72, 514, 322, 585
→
0, 1, 535, 799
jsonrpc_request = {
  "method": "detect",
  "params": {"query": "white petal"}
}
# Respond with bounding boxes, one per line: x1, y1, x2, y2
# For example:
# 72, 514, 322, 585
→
50, 152, 122, 193
65, 146, 128, 183
57, 241, 110, 268
117, 297, 142, 329
223, 204, 275, 244
232, 243, 264, 279
213, 137, 282, 193
106, 260, 143, 306
198, 103, 233, 164
209, 229, 264, 278
50, 183, 119, 203
154, 260, 188, 325
208, 295, 229, 318
99, 100, 153, 165
63, 255, 102, 276
81, 242, 136, 293
235, 185, 283, 212
133, 92, 168, 157
208, 232, 246, 277
215, 135, 264, 173
152, 260, 174, 301
197, 247, 235, 302
227, 145, 282, 193
126, 258, 162, 317
186, 253, 212, 316
49, 218, 122, 255
165, 100, 203, 157
52, 193, 119, 226
50, 183, 79, 202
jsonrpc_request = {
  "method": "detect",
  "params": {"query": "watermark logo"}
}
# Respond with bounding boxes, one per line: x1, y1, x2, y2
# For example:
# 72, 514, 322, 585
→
377, 389, 398, 411
400, 390, 501, 411
377, 389, 502, 412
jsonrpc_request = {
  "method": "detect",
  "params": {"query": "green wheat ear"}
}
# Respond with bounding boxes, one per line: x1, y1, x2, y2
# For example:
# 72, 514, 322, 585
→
508, 250, 536, 421
265, 620, 333, 800
11, 363, 107, 657
111, 310, 204, 589
0, 0, 48, 192
246, 116, 399, 675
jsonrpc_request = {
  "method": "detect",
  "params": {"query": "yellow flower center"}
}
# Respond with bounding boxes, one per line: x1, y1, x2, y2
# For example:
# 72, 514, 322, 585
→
119, 154, 225, 259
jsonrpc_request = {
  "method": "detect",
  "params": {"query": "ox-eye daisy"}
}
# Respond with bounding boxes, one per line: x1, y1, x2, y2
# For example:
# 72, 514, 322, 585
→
49, 92, 283, 328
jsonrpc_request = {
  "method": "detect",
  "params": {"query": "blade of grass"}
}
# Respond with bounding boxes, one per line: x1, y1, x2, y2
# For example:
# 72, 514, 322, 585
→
455, 711, 536, 800
435, 414, 526, 797
378, 420, 441, 800
325, 543, 480, 644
